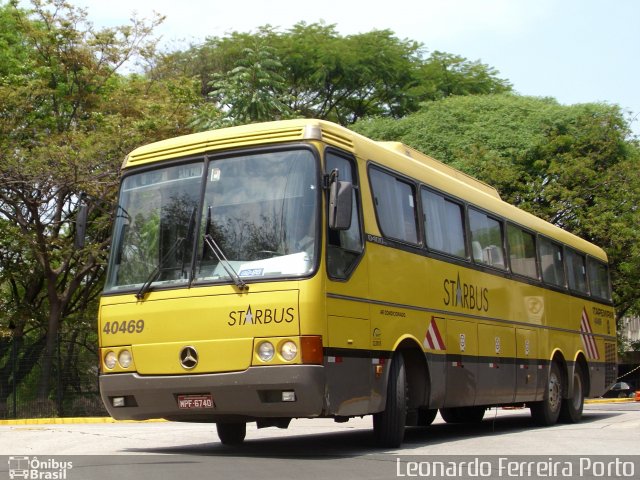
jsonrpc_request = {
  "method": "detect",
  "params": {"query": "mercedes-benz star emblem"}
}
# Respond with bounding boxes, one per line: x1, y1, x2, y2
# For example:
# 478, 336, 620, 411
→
179, 346, 198, 370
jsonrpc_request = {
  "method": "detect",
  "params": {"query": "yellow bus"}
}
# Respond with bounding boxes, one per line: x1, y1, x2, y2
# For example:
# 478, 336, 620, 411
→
97, 119, 617, 447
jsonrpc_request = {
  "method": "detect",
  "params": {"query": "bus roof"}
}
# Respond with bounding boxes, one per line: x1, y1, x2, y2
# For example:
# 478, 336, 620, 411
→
123, 119, 608, 261
124, 119, 355, 167
376, 141, 502, 199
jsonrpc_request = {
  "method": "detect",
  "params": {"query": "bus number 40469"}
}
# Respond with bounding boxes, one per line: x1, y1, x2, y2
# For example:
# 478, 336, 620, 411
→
102, 319, 145, 335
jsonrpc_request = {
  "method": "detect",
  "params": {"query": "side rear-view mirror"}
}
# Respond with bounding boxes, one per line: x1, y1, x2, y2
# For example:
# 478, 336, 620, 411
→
329, 177, 353, 231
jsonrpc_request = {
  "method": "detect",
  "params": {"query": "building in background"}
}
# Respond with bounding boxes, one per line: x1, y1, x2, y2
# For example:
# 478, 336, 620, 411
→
618, 316, 640, 393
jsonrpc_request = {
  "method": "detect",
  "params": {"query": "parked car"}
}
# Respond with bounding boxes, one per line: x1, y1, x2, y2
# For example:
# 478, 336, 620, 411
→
602, 382, 635, 398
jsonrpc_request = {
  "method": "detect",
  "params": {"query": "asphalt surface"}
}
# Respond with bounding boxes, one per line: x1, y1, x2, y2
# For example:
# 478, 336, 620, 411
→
1, 401, 638, 480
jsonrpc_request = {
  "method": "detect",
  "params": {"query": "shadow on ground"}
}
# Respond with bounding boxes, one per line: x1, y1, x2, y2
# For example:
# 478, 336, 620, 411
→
124, 410, 621, 459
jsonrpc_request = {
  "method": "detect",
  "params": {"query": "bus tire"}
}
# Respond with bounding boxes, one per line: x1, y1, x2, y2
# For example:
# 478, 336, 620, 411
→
373, 353, 407, 448
216, 422, 246, 445
418, 408, 438, 426
559, 364, 585, 423
440, 406, 485, 424
530, 361, 563, 426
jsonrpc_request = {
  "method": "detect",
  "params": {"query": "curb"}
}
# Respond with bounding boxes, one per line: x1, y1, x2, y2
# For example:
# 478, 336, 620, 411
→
0, 417, 166, 426
584, 397, 635, 404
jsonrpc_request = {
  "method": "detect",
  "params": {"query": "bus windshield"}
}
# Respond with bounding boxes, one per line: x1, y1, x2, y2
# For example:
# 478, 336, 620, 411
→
104, 149, 319, 294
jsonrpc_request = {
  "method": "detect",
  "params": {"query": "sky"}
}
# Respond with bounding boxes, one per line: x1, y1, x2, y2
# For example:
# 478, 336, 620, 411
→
66, 0, 640, 135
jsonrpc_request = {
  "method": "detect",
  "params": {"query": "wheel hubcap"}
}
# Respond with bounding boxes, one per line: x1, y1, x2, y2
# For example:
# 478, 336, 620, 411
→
549, 372, 561, 411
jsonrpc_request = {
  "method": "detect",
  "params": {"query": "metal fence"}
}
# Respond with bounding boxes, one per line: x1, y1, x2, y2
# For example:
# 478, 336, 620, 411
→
1, 393, 107, 420
1, 337, 108, 420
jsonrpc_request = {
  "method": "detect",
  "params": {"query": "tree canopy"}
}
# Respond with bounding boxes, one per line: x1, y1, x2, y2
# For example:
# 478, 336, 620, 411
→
152, 22, 512, 127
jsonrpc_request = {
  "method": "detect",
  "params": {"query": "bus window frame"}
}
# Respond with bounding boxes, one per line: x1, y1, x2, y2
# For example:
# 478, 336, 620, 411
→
467, 205, 508, 272
586, 256, 613, 302
505, 221, 541, 281
325, 147, 365, 282
367, 162, 422, 249
104, 153, 207, 296
420, 185, 469, 261
565, 246, 590, 296
104, 144, 325, 296
537, 234, 567, 291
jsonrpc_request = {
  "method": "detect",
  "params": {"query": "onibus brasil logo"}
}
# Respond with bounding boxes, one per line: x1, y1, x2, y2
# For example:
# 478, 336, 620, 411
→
8, 456, 73, 479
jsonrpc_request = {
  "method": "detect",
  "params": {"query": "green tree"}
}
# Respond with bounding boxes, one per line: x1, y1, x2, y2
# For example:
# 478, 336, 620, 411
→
154, 22, 511, 126
415, 51, 512, 101
274, 24, 423, 123
198, 32, 292, 128
0, 0, 199, 411
354, 94, 640, 320
0, 1, 29, 76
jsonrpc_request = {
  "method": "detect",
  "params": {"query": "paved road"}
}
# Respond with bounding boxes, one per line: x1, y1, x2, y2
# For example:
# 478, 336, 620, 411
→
1, 403, 639, 479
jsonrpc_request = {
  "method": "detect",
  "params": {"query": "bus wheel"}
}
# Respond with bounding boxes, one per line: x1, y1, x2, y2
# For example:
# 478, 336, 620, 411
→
418, 408, 438, 426
530, 361, 563, 426
439, 408, 460, 423
559, 364, 585, 423
440, 407, 485, 423
216, 422, 246, 445
373, 353, 407, 448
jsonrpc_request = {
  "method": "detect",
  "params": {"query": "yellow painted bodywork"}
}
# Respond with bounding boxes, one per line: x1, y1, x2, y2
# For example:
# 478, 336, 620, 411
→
101, 119, 616, 399
364, 241, 613, 364
99, 279, 326, 374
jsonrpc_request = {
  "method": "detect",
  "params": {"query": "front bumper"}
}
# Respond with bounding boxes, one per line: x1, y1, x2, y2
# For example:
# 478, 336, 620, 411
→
100, 365, 326, 422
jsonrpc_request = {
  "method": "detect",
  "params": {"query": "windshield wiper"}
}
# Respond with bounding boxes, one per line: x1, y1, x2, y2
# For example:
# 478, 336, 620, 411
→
203, 233, 248, 291
136, 207, 197, 300
135, 237, 185, 300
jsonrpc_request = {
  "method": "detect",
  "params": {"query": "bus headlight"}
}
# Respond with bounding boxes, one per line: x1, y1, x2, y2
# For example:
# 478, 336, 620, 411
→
257, 341, 275, 362
280, 341, 298, 361
118, 350, 132, 368
104, 351, 117, 370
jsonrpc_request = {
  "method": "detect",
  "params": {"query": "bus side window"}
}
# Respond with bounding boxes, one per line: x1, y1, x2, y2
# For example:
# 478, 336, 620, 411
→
468, 208, 506, 269
539, 237, 565, 287
421, 188, 466, 258
326, 151, 363, 279
566, 248, 588, 294
369, 167, 419, 245
507, 223, 538, 279
587, 258, 612, 301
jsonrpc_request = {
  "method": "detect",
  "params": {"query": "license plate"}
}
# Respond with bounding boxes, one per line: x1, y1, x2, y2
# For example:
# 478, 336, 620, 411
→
177, 394, 214, 409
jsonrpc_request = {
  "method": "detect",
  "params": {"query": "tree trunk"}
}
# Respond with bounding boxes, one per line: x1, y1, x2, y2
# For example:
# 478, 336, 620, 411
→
37, 299, 62, 400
